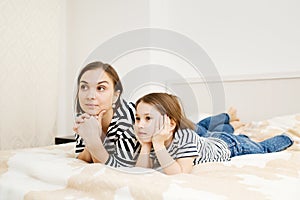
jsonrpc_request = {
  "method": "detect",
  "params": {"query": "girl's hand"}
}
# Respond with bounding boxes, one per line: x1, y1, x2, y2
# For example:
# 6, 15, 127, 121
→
152, 115, 173, 145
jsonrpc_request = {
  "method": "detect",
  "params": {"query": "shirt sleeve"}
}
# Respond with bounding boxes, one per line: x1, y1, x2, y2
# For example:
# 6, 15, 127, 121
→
175, 142, 199, 159
104, 127, 140, 167
75, 133, 85, 155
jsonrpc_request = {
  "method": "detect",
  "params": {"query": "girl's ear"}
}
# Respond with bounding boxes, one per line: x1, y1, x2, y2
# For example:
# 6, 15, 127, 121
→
169, 119, 177, 132
113, 90, 120, 103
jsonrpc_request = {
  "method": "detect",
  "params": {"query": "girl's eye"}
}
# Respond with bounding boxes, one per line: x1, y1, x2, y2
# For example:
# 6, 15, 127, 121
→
97, 86, 105, 91
135, 117, 140, 121
146, 116, 151, 121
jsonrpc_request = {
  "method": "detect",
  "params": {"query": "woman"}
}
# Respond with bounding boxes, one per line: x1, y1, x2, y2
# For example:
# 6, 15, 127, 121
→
73, 61, 139, 167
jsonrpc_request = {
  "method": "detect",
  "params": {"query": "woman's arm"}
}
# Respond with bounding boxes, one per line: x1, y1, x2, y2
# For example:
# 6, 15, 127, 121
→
76, 116, 110, 164
77, 148, 93, 163
75, 110, 138, 167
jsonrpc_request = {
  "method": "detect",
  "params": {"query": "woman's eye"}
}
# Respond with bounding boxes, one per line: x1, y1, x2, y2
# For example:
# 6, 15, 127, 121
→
135, 117, 140, 121
97, 86, 105, 91
80, 85, 88, 90
146, 116, 151, 121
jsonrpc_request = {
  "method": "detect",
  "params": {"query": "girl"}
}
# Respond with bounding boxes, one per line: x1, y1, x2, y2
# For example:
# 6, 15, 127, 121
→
73, 61, 139, 167
134, 92, 293, 175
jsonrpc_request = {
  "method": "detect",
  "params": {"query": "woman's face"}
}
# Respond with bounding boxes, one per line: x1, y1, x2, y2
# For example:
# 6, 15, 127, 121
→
135, 102, 162, 143
78, 68, 118, 116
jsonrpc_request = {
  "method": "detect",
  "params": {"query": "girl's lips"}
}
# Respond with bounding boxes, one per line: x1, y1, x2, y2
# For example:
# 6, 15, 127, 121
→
138, 132, 152, 139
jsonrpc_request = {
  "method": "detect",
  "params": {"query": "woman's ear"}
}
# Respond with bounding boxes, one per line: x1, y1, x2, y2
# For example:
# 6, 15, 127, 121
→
113, 90, 120, 103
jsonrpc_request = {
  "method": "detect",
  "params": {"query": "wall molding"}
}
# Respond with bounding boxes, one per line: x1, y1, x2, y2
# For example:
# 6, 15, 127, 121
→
168, 71, 300, 85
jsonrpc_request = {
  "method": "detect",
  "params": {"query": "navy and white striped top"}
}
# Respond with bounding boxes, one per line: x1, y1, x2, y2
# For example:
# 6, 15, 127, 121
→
75, 99, 140, 167
150, 128, 231, 171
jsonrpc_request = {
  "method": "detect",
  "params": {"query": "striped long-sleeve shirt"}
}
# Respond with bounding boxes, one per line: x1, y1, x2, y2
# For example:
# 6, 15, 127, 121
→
75, 99, 140, 167
150, 128, 231, 171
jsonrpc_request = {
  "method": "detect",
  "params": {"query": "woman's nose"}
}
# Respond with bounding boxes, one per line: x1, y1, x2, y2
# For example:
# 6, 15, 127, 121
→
86, 89, 96, 99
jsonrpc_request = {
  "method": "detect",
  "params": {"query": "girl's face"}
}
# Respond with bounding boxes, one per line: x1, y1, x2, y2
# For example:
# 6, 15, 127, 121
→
78, 68, 119, 116
135, 102, 162, 143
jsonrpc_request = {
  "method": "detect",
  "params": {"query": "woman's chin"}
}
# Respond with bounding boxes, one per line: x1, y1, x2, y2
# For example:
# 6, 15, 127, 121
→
85, 110, 99, 116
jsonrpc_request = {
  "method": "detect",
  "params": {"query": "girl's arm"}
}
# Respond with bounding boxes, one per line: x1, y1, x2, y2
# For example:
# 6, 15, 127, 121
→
152, 115, 195, 175
153, 142, 195, 175
135, 144, 153, 168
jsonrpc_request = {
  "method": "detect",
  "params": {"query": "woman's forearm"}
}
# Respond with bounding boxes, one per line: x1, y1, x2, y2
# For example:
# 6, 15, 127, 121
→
77, 148, 93, 163
86, 139, 109, 164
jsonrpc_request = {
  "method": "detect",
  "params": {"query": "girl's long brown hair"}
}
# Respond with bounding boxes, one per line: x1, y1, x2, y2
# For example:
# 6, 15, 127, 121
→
136, 93, 196, 133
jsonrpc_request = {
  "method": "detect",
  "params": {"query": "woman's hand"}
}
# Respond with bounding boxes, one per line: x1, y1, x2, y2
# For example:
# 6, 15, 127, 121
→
73, 113, 91, 133
75, 110, 106, 147
152, 115, 173, 145
77, 116, 101, 146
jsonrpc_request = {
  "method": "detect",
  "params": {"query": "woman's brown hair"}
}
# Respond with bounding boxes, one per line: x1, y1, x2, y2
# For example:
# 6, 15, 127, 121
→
136, 93, 196, 133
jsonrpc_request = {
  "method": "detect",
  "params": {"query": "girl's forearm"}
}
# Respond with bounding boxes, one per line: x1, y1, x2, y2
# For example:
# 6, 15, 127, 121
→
136, 145, 152, 168
153, 143, 182, 175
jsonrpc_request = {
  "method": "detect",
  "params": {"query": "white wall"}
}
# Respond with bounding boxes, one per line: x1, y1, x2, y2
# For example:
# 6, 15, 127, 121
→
0, 0, 65, 150
58, 0, 151, 136
149, 0, 300, 76
1, 1, 299, 148
60, 0, 300, 135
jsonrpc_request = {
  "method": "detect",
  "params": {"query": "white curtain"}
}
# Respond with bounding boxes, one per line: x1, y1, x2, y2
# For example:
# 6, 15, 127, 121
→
0, 0, 64, 150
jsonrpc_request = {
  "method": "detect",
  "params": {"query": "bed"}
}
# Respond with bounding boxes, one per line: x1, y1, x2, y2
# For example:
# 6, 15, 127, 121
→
0, 112, 299, 200
1, 73, 300, 200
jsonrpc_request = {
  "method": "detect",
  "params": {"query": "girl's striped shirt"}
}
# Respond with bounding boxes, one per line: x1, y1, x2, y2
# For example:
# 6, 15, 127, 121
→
150, 128, 231, 171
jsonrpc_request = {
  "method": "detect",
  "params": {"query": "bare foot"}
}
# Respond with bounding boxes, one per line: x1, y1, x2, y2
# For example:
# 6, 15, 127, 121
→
230, 121, 245, 130
227, 107, 246, 130
227, 107, 239, 122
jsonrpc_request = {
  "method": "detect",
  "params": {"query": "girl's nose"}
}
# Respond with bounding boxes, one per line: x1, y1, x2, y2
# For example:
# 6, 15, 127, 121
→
137, 121, 144, 129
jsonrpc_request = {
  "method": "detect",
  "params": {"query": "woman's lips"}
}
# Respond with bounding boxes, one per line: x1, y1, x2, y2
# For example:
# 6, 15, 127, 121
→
138, 132, 147, 135
85, 104, 99, 108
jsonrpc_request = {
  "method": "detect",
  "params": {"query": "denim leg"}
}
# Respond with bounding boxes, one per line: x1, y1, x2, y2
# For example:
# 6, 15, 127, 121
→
213, 124, 234, 134
195, 125, 212, 137
211, 132, 294, 158
259, 134, 294, 153
210, 132, 243, 157
196, 113, 234, 137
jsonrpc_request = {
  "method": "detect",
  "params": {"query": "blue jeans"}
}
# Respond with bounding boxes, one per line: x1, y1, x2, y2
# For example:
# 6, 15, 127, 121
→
195, 113, 234, 137
209, 132, 293, 157
195, 113, 294, 157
